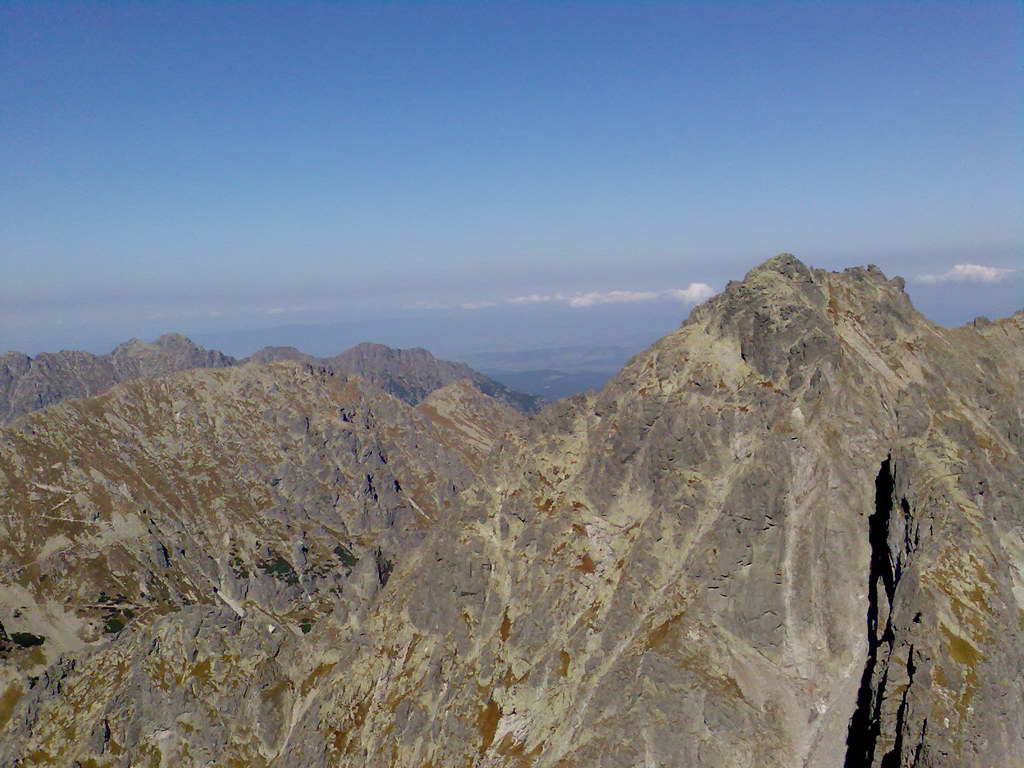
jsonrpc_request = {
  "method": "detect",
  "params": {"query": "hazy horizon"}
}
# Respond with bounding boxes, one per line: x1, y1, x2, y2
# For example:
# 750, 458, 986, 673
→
4, 252, 1021, 361
3, 3, 1021, 355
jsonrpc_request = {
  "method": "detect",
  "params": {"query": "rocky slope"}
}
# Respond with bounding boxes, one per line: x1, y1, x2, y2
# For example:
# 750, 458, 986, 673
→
0, 335, 540, 427
251, 342, 545, 413
0, 361, 526, 762
0, 256, 1020, 768
0, 334, 235, 424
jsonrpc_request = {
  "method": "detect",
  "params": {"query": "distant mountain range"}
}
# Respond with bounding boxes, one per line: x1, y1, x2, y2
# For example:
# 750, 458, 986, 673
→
249, 341, 543, 413
481, 368, 615, 400
458, 342, 647, 400
0, 336, 543, 424
458, 341, 643, 374
0, 333, 235, 424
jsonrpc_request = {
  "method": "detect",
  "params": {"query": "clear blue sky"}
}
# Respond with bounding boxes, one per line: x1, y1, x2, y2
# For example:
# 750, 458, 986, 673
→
2, 1, 1021, 354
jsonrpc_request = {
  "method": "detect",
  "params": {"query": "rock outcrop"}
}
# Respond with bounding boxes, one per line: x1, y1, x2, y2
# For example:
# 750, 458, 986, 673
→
251, 342, 546, 414
0, 334, 235, 424
1, 336, 541, 426
107, 333, 235, 380
0, 361, 526, 762
0, 256, 1020, 767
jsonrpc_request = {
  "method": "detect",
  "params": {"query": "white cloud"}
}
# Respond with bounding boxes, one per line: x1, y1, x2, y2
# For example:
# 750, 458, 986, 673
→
568, 290, 658, 307
411, 283, 717, 313
532, 283, 716, 309
918, 263, 1017, 284
506, 293, 564, 305
665, 283, 717, 303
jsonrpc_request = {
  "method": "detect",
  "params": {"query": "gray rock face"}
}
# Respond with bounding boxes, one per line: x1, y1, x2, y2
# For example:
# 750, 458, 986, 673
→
0, 350, 118, 424
0, 334, 235, 424
0, 363, 526, 763
251, 341, 546, 414
108, 332, 235, 380
1, 335, 541, 425
0, 256, 1021, 768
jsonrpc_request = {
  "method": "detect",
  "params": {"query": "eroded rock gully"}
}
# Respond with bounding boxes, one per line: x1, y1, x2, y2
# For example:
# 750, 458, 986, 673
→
0, 255, 1021, 767
845, 456, 925, 768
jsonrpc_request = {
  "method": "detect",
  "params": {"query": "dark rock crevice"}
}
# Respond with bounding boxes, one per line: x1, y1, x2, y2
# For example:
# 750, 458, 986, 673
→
880, 646, 916, 768
845, 456, 921, 768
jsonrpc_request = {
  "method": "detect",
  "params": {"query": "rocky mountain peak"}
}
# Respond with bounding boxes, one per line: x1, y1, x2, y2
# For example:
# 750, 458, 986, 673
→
329, 342, 544, 412
247, 345, 311, 364
2, 336, 541, 425
745, 251, 817, 281
111, 332, 199, 354
0, 334, 234, 425
110, 332, 236, 379
342, 341, 432, 360
675, 256, 920, 389
242, 343, 545, 414
153, 331, 192, 346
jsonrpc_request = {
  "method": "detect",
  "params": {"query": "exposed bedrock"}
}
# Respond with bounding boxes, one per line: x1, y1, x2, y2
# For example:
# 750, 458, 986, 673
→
0, 255, 1021, 767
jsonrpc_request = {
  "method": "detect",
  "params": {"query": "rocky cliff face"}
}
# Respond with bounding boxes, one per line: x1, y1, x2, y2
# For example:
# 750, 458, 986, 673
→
107, 333, 236, 380
0, 361, 526, 762
0, 256, 1020, 768
0, 334, 236, 424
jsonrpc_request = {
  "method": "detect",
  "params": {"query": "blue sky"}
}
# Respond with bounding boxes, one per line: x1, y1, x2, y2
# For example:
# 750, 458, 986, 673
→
2, 1, 1021, 355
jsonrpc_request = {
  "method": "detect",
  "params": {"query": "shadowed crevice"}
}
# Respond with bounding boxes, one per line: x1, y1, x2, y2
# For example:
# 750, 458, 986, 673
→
844, 457, 897, 768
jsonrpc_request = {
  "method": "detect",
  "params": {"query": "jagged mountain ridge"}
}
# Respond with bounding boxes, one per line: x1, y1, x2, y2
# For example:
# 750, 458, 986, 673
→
0, 333, 235, 424
250, 341, 545, 413
0, 256, 1021, 767
0, 361, 527, 762
0, 336, 543, 425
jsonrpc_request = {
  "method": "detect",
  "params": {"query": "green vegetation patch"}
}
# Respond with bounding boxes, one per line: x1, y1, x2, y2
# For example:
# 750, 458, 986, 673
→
333, 544, 358, 567
101, 607, 134, 635
259, 554, 299, 585
97, 593, 135, 634
229, 554, 250, 579
10, 632, 45, 648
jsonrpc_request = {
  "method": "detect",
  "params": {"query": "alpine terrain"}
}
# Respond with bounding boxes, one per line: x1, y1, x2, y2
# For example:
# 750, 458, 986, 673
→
0, 255, 1020, 768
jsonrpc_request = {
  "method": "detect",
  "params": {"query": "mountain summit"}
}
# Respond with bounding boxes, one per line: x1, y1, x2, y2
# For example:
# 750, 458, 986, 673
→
250, 341, 545, 413
0, 256, 1020, 768
0, 336, 542, 425
0, 333, 236, 424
